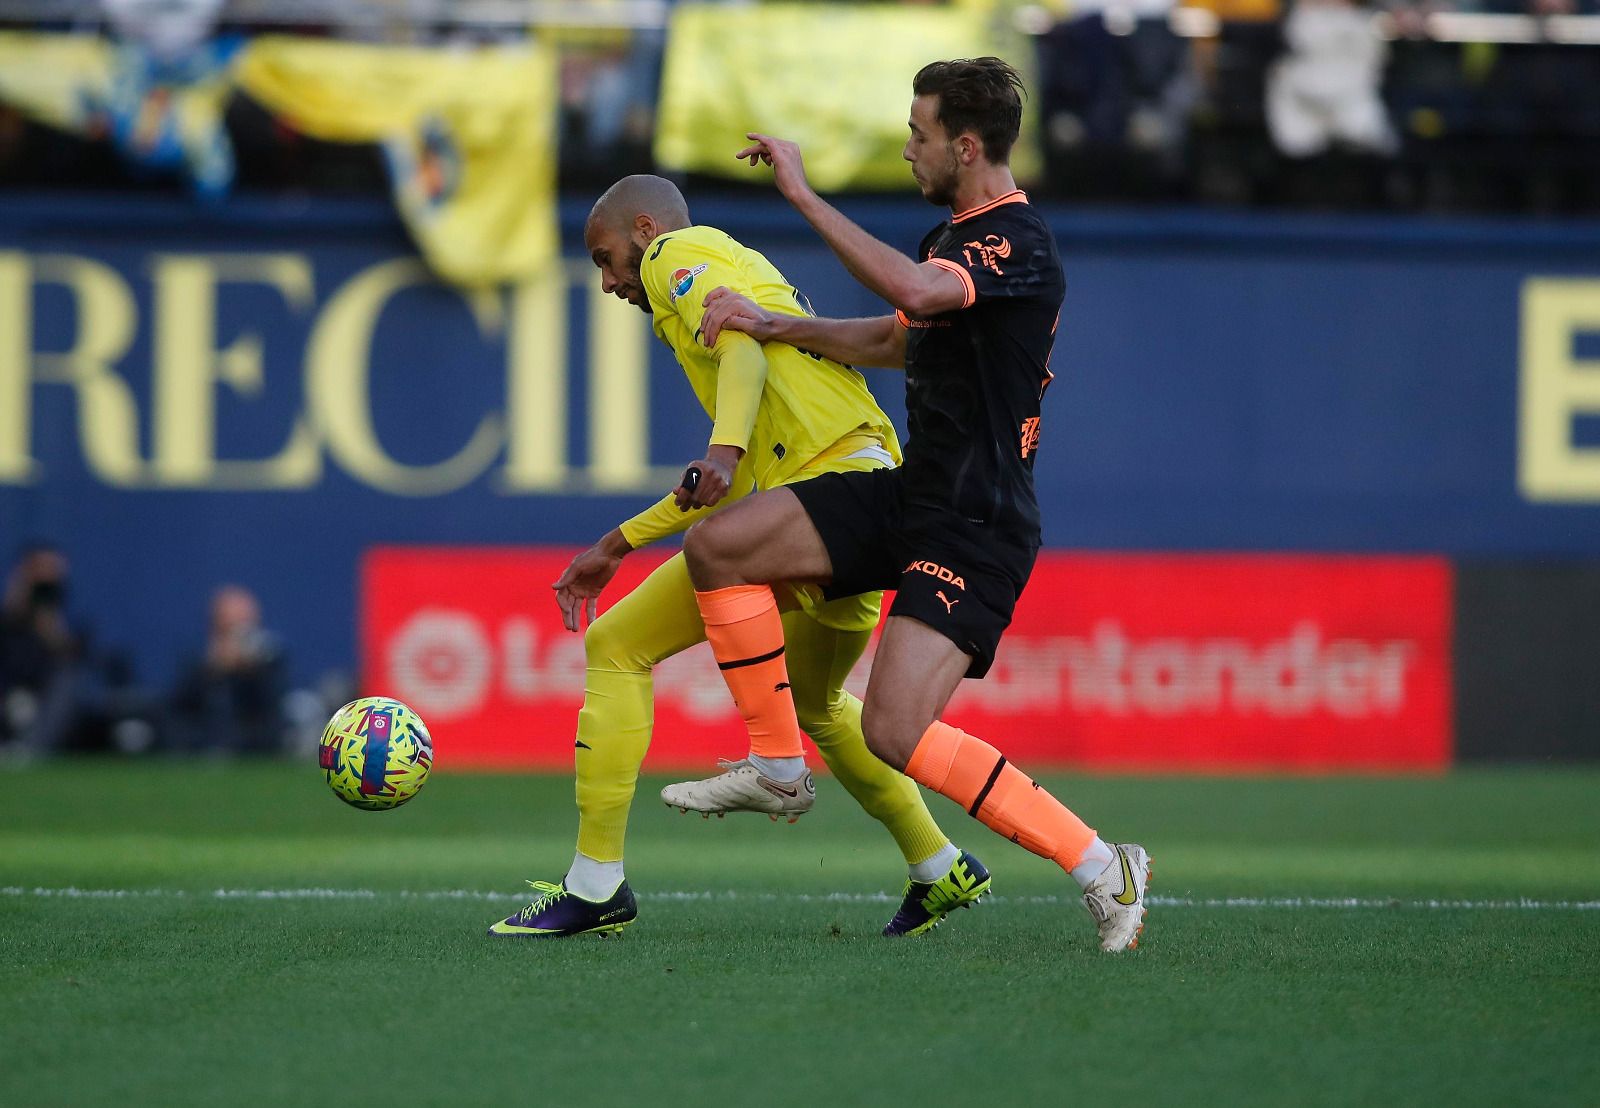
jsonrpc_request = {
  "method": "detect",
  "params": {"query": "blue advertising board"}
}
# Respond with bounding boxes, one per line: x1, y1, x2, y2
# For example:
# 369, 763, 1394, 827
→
3, 193, 1600, 687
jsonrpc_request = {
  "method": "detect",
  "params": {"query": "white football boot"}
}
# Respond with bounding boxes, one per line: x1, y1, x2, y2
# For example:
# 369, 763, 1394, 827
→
1081, 842, 1152, 952
660, 758, 816, 822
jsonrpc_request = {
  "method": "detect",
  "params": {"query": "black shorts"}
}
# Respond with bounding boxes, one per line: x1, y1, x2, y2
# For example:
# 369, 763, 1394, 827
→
787, 466, 1039, 678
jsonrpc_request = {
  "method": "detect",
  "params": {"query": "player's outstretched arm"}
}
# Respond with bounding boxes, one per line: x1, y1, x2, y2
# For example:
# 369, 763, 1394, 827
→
553, 529, 633, 631
737, 133, 967, 318
701, 286, 907, 370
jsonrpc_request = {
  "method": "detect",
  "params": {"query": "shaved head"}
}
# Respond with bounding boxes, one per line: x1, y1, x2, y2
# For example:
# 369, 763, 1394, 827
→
584, 175, 692, 315
586, 174, 691, 238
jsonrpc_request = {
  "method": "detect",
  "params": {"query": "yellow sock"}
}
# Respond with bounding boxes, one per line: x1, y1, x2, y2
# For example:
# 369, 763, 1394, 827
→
572, 667, 653, 862
574, 554, 709, 862
782, 610, 951, 867
570, 550, 953, 871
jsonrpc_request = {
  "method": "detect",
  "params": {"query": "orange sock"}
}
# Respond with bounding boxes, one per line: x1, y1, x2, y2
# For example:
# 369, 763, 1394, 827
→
906, 721, 1096, 873
694, 585, 803, 760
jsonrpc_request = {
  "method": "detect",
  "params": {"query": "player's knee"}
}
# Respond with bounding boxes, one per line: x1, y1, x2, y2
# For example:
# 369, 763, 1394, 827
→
582, 608, 643, 672
859, 700, 911, 770
681, 517, 721, 571
683, 514, 743, 582
790, 682, 843, 737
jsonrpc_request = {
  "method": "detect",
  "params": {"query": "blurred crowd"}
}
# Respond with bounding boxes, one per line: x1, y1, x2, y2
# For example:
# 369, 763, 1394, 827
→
0, 0, 1597, 213
0, 543, 345, 761
1043, 0, 1600, 209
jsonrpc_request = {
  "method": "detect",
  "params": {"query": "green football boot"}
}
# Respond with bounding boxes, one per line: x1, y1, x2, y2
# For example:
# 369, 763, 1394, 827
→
487, 879, 636, 938
883, 849, 991, 937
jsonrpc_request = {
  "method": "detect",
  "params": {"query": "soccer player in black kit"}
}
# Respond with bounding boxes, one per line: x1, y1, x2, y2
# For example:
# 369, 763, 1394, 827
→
667, 58, 1151, 951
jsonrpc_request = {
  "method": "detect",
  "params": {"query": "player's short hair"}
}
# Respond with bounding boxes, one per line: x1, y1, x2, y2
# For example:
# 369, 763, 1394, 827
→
587, 174, 690, 235
912, 57, 1025, 165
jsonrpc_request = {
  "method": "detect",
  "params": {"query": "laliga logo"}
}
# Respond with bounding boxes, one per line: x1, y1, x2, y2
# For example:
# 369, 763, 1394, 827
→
383, 606, 736, 722
386, 610, 493, 718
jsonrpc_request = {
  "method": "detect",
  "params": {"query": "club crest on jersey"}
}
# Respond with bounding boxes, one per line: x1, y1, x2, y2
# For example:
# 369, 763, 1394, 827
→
669, 264, 709, 303
962, 234, 1012, 275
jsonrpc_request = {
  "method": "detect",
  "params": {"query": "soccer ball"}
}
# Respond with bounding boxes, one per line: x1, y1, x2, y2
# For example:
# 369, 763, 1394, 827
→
318, 697, 433, 811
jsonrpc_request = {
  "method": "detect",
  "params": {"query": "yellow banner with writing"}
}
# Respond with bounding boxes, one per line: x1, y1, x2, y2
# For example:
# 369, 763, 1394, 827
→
235, 37, 558, 287
655, 3, 1037, 191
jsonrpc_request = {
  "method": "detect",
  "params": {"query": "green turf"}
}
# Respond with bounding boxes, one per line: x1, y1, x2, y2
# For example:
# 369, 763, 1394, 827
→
3, 763, 1598, 1107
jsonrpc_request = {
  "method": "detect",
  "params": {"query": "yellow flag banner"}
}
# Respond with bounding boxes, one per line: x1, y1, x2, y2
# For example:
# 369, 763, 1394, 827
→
236, 37, 558, 286
0, 32, 114, 131
655, 4, 1035, 191
0, 32, 235, 196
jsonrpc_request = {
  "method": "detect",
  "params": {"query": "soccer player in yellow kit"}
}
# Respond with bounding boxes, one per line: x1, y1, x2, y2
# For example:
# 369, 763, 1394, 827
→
488, 174, 990, 939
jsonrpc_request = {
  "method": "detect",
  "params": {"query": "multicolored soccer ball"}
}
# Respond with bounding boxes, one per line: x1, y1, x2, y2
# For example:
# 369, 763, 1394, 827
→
318, 697, 433, 811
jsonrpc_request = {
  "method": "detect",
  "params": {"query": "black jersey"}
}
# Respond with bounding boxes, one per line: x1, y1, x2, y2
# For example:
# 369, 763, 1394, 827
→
897, 191, 1064, 539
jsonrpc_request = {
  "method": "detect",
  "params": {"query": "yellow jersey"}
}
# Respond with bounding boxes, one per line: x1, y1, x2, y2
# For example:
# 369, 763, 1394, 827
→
619, 224, 901, 548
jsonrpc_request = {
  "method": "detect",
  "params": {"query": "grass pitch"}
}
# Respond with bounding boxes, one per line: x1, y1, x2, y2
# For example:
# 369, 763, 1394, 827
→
3, 763, 1598, 1107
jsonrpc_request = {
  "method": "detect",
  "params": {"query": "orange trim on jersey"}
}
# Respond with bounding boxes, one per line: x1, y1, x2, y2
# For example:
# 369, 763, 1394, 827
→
950, 189, 1028, 225
895, 309, 912, 328
1039, 310, 1060, 397
929, 257, 976, 309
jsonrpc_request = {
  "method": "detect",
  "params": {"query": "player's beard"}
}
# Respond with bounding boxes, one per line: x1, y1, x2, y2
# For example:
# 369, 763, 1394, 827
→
623, 239, 650, 314
919, 148, 961, 208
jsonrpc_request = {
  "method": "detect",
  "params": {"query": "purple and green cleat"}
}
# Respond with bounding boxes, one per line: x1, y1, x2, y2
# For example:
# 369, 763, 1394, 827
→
883, 849, 992, 937
488, 879, 637, 938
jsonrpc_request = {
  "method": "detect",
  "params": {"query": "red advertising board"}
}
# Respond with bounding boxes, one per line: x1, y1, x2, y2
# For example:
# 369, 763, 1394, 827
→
362, 549, 1453, 772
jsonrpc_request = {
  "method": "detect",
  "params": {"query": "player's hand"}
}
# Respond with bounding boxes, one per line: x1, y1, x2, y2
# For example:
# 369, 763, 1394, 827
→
673, 446, 740, 511
553, 534, 630, 632
702, 286, 780, 347
736, 133, 813, 203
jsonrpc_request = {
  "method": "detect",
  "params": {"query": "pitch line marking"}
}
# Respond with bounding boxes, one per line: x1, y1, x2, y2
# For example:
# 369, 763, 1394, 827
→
2, 886, 1597, 911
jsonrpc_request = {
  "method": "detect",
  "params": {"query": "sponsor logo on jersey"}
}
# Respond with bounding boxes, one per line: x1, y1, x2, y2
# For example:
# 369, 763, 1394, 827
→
669, 264, 709, 302
905, 560, 966, 590
1020, 416, 1042, 459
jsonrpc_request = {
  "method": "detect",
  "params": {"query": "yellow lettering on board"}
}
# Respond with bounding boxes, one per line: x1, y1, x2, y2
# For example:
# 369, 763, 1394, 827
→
1520, 278, 1600, 502
306, 258, 503, 496
150, 253, 321, 488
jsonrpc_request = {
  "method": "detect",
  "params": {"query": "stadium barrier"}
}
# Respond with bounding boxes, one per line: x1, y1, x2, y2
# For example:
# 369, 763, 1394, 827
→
2, 195, 1597, 765
1454, 563, 1600, 763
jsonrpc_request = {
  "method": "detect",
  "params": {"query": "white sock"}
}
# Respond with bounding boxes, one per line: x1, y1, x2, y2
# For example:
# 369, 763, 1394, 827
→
746, 753, 806, 780
564, 852, 624, 901
908, 842, 961, 883
1070, 837, 1117, 889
